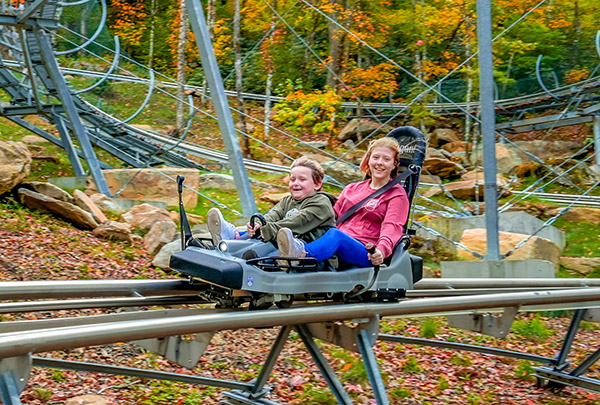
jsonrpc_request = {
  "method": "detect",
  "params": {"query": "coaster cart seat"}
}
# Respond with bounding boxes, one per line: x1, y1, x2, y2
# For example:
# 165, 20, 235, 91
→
170, 126, 427, 309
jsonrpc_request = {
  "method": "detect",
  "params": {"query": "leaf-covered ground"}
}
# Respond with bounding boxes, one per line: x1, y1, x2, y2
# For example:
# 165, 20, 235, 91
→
1, 200, 599, 404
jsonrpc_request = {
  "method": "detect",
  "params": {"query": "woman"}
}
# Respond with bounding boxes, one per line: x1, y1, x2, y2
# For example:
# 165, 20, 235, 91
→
277, 137, 409, 268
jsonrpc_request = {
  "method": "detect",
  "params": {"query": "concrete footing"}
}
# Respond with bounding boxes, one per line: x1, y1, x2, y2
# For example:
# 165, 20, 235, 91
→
441, 259, 555, 278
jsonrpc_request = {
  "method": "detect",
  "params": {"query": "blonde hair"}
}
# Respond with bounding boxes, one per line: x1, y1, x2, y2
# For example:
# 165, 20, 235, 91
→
359, 137, 401, 178
291, 156, 325, 189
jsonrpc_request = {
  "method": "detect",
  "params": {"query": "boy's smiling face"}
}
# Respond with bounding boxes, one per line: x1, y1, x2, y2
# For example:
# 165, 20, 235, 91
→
289, 166, 321, 201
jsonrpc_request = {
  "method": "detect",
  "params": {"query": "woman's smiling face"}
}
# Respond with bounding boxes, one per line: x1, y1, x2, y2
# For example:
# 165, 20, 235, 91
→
368, 146, 396, 183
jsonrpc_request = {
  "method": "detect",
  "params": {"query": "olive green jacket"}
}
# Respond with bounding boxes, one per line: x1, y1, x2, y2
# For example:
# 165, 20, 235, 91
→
260, 191, 336, 243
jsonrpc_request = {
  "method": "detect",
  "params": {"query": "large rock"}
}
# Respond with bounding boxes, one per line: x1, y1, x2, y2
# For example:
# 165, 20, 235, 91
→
86, 168, 199, 207
422, 157, 464, 179
21, 181, 73, 202
198, 173, 237, 190
429, 128, 460, 148
321, 160, 363, 184
457, 228, 561, 270
0, 141, 31, 195
18, 189, 98, 230
92, 220, 132, 242
513, 140, 587, 162
152, 239, 181, 269
73, 189, 108, 223
65, 395, 108, 405
559, 257, 600, 276
337, 118, 389, 141
143, 220, 177, 255
121, 203, 173, 232
422, 178, 511, 200
545, 207, 600, 225
89, 193, 124, 215
470, 143, 522, 174
418, 210, 566, 252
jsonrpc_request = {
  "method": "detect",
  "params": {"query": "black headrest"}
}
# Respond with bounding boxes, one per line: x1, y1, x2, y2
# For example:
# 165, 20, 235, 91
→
386, 126, 427, 171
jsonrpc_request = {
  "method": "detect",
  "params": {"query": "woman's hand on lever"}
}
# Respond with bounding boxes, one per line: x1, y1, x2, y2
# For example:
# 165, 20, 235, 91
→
367, 244, 384, 266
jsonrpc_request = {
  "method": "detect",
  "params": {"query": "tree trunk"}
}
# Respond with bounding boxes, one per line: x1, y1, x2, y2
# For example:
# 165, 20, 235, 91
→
264, 0, 277, 139
176, 0, 188, 133
201, 0, 216, 107
148, 0, 157, 70
326, 0, 342, 89
464, 1, 473, 156
234, 0, 251, 157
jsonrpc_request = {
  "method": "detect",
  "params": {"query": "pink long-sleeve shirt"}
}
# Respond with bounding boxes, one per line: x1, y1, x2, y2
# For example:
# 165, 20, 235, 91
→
334, 179, 409, 258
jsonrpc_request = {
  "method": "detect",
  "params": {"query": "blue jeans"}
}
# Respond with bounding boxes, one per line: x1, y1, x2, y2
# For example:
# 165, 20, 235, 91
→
304, 228, 371, 268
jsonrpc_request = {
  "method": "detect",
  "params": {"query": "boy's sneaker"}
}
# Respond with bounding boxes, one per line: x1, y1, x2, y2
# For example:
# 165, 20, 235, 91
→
277, 228, 306, 258
207, 208, 237, 244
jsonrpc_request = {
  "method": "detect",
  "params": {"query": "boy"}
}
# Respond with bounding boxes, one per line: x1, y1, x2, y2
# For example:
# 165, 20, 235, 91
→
207, 156, 336, 246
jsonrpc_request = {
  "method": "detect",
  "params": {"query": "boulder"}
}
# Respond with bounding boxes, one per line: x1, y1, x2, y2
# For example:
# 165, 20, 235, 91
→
559, 257, 600, 276
0, 141, 31, 195
21, 135, 48, 144
199, 173, 237, 191
422, 157, 465, 179
297, 141, 328, 149
260, 192, 290, 204
121, 203, 173, 232
429, 128, 460, 147
21, 181, 73, 202
152, 239, 181, 269
512, 140, 587, 161
442, 141, 472, 154
73, 189, 108, 223
321, 160, 363, 184
457, 228, 561, 270
92, 221, 132, 242
423, 179, 510, 200
545, 207, 600, 225
89, 193, 124, 215
143, 220, 177, 255
470, 143, 522, 174
18, 189, 98, 230
86, 168, 199, 207
337, 118, 389, 141
65, 395, 108, 405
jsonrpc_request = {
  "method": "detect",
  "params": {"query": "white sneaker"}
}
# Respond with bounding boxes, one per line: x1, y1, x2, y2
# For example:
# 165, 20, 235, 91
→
207, 208, 237, 244
277, 228, 306, 258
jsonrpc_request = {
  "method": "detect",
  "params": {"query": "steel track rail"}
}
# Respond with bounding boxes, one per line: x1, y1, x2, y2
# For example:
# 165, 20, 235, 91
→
0, 288, 598, 358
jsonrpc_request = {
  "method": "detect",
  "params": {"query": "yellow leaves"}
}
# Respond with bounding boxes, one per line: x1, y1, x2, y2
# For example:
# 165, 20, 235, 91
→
109, 0, 148, 46
341, 62, 399, 101
564, 68, 590, 84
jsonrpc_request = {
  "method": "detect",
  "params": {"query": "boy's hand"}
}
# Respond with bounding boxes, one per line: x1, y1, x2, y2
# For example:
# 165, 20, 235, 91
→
368, 247, 384, 266
247, 222, 262, 237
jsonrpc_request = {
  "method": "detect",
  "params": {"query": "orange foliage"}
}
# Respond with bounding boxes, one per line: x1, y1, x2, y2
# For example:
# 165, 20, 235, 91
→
564, 68, 590, 84
341, 63, 398, 101
109, 0, 147, 46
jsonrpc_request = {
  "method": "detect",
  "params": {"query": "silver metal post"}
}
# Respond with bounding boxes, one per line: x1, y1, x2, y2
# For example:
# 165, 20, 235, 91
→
476, 0, 500, 260
186, 0, 257, 217
594, 115, 600, 167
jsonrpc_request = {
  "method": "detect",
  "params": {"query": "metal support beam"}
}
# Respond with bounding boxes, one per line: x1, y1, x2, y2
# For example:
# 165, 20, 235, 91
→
594, 115, 600, 167
250, 326, 291, 397
54, 114, 86, 177
0, 372, 21, 405
296, 325, 352, 404
186, 0, 257, 217
476, 0, 500, 260
16, 0, 49, 23
33, 29, 111, 195
356, 329, 389, 405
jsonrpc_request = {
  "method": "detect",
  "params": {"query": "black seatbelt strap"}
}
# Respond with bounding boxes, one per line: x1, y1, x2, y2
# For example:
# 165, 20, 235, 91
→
336, 167, 414, 226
